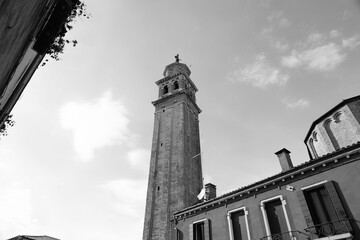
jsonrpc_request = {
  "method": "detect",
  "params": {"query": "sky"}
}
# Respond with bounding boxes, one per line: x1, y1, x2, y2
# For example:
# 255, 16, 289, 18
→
1, 0, 360, 239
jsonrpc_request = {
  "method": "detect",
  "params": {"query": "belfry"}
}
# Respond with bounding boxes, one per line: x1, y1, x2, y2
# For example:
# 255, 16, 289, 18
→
142, 56, 203, 240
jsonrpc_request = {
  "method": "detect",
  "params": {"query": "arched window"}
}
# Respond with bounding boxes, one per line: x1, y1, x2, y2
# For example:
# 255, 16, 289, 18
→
173, 81, 179, 90
163, 85, 169, 95
309, 138, 318, 159
323, 118, 340, 150
333, 111, 342, 123
312, 131, 318, 142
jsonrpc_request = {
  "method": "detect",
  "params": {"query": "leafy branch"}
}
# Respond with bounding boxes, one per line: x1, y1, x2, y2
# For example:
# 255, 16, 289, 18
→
43, 0, 90, 64
0, 115, 15, 138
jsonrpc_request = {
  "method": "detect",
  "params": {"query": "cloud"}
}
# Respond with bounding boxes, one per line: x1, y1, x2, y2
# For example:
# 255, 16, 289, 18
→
282, 98, 310, 109
127, 148, 150, 171
330, 30, 340, 38
282, 43, 345, 71
307, 33, 324, 44
102, 179, 147, 218
281, 31, 360, 72
259, 12, 290, 52
229, 54, 289, 88
281, 52, 301, 68
274, 41, 289, 51
60, 91, 131, 161
267, 11, 291, 28
342, 35, 360, 49
0, 184, 41, 239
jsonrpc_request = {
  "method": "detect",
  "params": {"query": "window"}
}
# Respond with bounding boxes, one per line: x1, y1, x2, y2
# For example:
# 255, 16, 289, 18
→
305, 186, 337, 225
163, 85, 169, 95
227, 207, 250, 240
260, 195, 292, 239
298, 181, 351, 238
189, 219, 210, 240
173, 81, 179, 90
194, 222, 204, 240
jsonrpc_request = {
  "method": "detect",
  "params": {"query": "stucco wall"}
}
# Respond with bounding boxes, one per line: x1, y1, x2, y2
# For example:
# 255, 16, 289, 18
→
0, 0, 53, 91
173, 158, 360, 240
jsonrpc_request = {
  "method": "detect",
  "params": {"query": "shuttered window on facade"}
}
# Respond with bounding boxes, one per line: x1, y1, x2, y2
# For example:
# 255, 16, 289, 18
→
189, 219, 211, 240
297, 181, 352, 237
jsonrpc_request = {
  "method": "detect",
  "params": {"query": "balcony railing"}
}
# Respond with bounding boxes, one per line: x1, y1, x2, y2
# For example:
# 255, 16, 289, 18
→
304, 218, 353, 239
260, 230, 310, 240
260, 219, 360, 240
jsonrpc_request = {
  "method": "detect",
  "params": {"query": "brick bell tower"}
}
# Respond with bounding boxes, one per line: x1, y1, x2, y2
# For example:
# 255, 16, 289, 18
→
142, 56, 203, 240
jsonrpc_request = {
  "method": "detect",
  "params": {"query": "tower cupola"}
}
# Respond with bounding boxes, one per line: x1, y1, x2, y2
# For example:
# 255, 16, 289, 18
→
163, 54, 191, 77
163, 62, 191, 77
154, 55, 198, 104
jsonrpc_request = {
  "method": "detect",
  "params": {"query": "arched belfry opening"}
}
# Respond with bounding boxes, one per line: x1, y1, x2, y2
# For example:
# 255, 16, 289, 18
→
173, 81, 179, 90
162, 85, 169, 95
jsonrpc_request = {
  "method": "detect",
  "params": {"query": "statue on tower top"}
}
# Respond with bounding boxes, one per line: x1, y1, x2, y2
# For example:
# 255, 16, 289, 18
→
175, 54, 181, 63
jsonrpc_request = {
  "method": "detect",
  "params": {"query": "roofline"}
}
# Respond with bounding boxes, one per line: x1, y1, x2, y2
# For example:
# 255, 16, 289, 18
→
304, 95, 360, 143
174, 141, 360, 217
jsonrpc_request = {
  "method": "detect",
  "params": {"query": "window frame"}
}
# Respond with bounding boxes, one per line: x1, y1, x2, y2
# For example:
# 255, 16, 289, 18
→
227, 206, 251, 240
298, 180, 351, 237
260, 195, 293, 239
189, 218, 210, 240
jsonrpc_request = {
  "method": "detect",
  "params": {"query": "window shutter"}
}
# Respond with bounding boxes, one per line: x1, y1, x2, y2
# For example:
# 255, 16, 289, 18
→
296, 190, 314, 227
204, 219, 211, 240
324, 181, 352, 231
324, 181, 347, 219
189, 224, 193, 240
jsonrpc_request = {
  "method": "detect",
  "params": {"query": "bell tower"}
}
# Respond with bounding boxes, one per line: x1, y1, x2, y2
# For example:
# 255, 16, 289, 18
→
142, 56, 203, 240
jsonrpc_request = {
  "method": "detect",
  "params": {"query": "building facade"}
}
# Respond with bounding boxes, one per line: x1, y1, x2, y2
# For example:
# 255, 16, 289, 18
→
143, 60, 360, 240
0, 0, 76, 129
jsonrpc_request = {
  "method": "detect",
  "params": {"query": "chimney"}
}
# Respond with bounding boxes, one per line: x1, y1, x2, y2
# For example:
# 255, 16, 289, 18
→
204, 183, 217, 201
275, 148, 293, 172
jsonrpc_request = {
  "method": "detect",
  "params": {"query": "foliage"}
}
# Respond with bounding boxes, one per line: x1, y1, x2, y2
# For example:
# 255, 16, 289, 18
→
0, 115, 15, 138
43, 0, 89, 64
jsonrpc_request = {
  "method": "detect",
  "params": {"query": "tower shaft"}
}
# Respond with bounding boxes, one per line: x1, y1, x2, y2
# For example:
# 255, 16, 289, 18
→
143, 61, 203, 240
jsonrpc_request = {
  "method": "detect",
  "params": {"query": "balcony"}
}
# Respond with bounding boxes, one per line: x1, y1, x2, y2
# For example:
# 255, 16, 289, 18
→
260, 219, 360, 240
304, 219, 355, 239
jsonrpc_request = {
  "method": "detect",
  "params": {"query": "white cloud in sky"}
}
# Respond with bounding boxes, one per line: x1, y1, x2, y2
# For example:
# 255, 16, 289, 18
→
230, 54, 289, 88
330, 30, 340, 38
342, 35, 360, 49
59, 91, 130, 161
281, 31, 360, 72
260, 12, 290, 52
282, 98, 310, 109
0, 184, 41, 239
127, 148, 150, 171
102, 179, 147, 218
282, 43, 345, 72
307, 33, 324, 44
267, 11, 291, 28
274, 41, 289, 51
